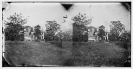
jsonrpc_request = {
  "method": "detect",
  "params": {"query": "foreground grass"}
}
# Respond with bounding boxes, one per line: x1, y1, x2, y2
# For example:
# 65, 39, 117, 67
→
63, 42, 128, 66
4, 41, 67, 66
4, 41, 128, 67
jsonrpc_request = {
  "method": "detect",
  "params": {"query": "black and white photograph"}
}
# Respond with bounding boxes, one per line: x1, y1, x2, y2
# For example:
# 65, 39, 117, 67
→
2, 1, 131, 67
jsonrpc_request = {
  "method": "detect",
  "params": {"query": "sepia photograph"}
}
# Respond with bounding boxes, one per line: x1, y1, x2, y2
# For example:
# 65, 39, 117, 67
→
2, 1, 131, 67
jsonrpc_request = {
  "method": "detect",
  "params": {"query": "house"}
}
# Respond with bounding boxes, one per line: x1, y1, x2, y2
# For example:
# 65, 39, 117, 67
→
104, 30, 109, 41
86, 26, 98, 41
24, 26, 32, 41
26, 26, 45, 41
87, 26, 109, 41
40, 30, 45, 41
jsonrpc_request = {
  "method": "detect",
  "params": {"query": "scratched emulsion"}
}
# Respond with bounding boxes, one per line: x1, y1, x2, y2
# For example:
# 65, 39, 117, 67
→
2, 2, 131, 67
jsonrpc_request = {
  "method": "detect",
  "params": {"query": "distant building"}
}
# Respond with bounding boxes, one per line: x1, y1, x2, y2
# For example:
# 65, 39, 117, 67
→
23, 25, 45, 41
24, 26, 32, 41
40, 29, 45, 40
86, 26, 98, 41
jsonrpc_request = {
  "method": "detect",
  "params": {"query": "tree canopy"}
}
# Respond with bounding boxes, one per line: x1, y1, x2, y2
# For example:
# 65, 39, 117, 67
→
109, 21, 125, 41
72, 12, 92, 25
110, 21, 125, 36
72, 13, 92, 42
4, 13, 28, 41
34, 25, 41, 38
45, 20, 60, 41
5, 13, 27, 25
97, 25, 106, 40
45, 20, 60, 35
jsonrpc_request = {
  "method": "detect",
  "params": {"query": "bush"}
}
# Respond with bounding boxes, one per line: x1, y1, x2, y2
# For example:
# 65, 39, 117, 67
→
115, 41, 130, 50
109, 30, 131, 50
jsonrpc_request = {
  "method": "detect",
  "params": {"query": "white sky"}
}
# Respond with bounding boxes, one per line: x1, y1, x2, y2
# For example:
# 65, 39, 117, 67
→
3, 3, 131, 32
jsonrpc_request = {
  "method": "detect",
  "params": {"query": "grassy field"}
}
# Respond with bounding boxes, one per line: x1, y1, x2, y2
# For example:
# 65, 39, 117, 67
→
4, 41, 128, 67
64, 42, 128, 66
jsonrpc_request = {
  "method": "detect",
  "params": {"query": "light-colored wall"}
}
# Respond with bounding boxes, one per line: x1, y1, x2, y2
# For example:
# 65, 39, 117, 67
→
88, 28, 95, 36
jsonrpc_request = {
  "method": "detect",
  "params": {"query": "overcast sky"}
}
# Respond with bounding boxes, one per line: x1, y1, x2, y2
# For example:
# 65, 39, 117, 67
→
3, 2, 131, 32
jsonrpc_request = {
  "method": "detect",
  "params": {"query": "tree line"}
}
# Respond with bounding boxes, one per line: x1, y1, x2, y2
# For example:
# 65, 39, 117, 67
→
4, 12, 131, 49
